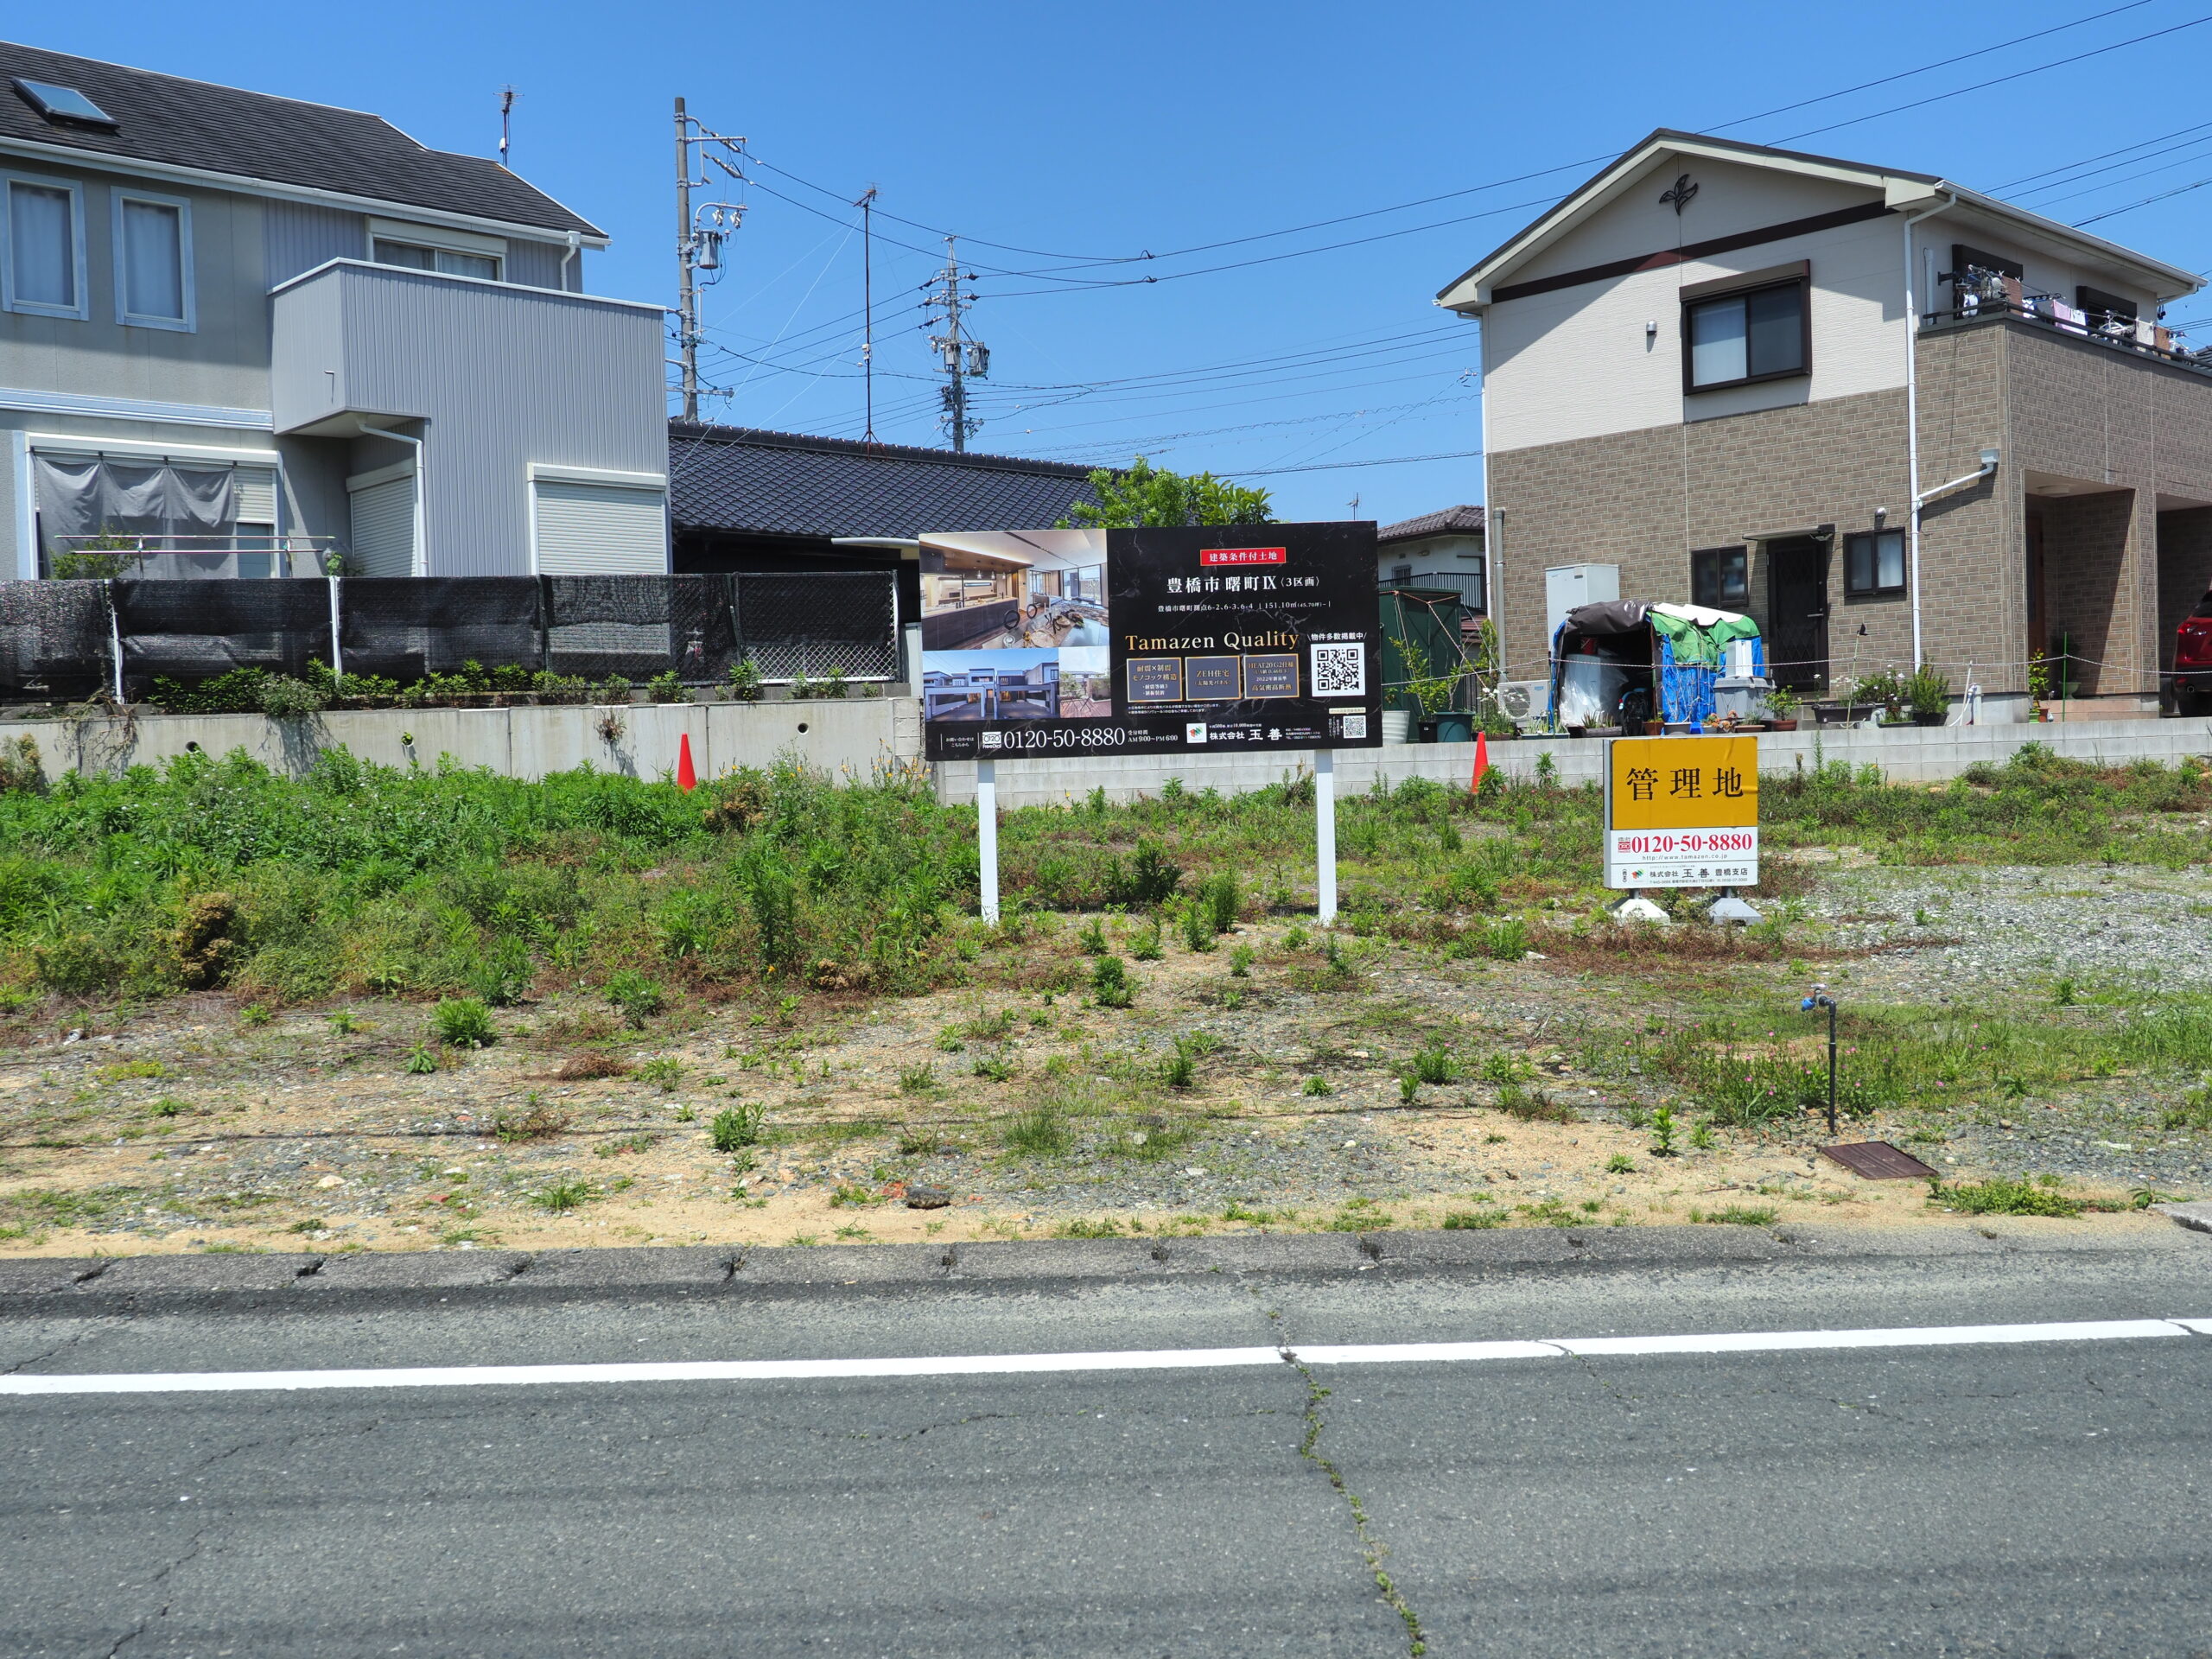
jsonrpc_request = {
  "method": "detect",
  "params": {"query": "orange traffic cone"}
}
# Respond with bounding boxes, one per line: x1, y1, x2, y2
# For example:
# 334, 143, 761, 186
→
676, 731, 697, 792
1470, 729, 1489, 794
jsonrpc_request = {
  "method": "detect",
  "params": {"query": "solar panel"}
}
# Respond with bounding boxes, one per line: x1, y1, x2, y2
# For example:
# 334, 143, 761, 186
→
12, 79, 118, 127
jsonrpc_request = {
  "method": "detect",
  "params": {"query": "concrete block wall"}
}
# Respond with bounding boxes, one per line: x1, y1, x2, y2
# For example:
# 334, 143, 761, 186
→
0, 696, 921, 786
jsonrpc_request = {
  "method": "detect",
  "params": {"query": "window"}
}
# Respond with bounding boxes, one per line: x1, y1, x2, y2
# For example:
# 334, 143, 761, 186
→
372, 238, 500, 282
1844, 530, 1906, 596
1692, 545, 1749, 610
113, 190, 192, 330
1682, 271, 1807, 392
3, 174, 86, 318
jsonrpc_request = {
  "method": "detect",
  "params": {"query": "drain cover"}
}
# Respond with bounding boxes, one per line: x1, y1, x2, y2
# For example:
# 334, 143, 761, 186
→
1820, 1141, 1937, 1180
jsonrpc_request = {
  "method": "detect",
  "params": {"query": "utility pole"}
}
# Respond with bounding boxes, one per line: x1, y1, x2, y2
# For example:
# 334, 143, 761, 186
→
927, 237, 987, 452
671, 99, 745, 425
856, 186, 878, 445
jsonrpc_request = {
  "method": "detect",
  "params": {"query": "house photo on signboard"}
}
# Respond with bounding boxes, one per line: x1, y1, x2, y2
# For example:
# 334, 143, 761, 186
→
919, 523, 1382, 761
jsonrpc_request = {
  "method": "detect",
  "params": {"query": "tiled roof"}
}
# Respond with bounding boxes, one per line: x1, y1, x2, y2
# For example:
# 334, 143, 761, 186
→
0, 41, 601, 236
1378, 504, 1485, 544
669, 423, 1103, 538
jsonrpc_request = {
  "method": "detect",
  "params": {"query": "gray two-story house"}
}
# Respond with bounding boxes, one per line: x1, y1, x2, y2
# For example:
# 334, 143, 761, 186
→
0, 41, 668, 581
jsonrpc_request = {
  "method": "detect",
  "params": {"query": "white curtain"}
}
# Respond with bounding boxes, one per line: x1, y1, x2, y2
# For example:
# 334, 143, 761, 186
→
121, 200, 183, 321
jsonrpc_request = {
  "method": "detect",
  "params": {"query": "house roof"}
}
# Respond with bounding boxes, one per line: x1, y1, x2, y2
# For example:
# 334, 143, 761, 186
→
0, 41, 601, 239
1437, 129, 2202, 310
668, 423, 1103, 539
1379, 504, 1484, 544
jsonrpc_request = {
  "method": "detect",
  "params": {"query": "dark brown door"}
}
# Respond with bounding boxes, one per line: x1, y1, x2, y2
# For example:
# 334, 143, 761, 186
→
2024, 507, 2047, 664
1766, 537, 1828, 690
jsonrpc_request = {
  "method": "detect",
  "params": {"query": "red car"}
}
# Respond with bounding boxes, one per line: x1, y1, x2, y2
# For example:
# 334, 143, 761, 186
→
2176, 594, 2212, 715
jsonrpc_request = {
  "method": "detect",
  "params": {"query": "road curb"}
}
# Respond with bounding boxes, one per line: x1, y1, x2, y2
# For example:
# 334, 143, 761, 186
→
0, 1221, 2199, 1308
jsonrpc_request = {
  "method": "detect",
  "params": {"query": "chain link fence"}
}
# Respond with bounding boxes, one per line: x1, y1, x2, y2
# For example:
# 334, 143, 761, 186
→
0, 573, 901, 700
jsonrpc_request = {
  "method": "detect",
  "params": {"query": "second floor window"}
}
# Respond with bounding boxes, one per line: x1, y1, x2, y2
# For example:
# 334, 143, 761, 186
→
4, 175, 86, 318
1685, 279, 1806, 391
116, 192, 192, 329
373, 237, 500, 282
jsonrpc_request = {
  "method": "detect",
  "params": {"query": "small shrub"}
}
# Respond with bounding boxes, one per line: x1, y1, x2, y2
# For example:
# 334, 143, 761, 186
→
434, 997, 495, 1049
1180, 901, 1217, 953
1412, 1044, 1460, 1085
1077, 918, 1108, 956
1128, 923, 1164, 962
1928, 1176, 2084, 1217
725, 658, 765, 702
1106, 840, 1182, 908
1229, 943, 1255, 978
403, 1040, 439, 1075
470, 936, 533, 1007
1199, 871, 1241, 935
1091, 956, 1135, 1008
1163, 1042, 1197, 1090
1649, 1102, 1679, 1155
257, 675, 327, 719
1484, 917, 1529, 961
605, 970, 667, 1028
710, 1103, 766, 1153
647, 670, 689, 704
636, 1056, 685, 1090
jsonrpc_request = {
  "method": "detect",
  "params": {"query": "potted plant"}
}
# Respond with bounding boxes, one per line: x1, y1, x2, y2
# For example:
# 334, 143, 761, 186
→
1850, 668, 1908, 726
1764, 683, 1801, 731
725, 658, 764, 703
1906, 663, 1950, 727
2027, 657, 2052, 722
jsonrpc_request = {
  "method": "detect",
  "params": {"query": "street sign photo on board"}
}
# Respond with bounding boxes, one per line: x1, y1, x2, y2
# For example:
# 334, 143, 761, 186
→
1603, 734, 1759, 889
919, 523, 1382, 761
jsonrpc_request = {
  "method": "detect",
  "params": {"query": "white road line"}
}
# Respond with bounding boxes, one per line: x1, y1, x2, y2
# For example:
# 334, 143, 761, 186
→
1, 1318, 2204, 1396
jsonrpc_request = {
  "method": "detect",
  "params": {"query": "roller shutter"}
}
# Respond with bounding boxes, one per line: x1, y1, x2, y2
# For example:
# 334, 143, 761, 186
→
531, 480, 667, 576
348, 475, 416, 577
231, 466, 277, 525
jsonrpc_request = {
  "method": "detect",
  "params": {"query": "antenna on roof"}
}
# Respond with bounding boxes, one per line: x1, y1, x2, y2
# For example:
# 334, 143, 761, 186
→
499, 86, 517, 168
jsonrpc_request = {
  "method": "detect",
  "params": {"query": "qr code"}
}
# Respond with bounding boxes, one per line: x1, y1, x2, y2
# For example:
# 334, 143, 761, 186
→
1341, 714, 1368, 740
1310, 642, 1365, 696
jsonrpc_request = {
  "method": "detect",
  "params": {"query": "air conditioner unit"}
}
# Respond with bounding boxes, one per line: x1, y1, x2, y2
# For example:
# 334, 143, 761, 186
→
1495, 679, 1549, 722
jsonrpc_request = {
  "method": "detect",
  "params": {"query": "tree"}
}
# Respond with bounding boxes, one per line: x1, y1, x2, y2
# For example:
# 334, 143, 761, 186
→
1061, 456, 1274, 529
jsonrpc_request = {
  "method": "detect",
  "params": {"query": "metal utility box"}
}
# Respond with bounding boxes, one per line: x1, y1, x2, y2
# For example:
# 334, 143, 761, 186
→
1546, 563, 1618, 647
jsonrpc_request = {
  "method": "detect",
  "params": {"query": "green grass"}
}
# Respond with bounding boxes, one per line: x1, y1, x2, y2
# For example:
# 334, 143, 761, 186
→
710, 1103, 766, 1153
1689, 1204, 1778, 1226
1928, 1176, 2086, 1218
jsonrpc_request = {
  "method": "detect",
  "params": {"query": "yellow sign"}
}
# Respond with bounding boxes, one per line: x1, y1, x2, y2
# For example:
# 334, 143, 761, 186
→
1606, 735, 1758, 830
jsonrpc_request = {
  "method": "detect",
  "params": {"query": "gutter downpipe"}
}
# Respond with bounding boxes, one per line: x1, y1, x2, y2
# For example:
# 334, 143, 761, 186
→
1904, 193, 1955, 669
560, 229, 582, 291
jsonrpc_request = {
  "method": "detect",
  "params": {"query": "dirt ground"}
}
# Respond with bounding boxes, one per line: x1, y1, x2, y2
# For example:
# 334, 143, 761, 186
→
0, 885, 2193, 1257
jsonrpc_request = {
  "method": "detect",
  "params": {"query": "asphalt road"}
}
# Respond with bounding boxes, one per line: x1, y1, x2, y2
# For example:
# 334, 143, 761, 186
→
3, 1230, 2209, 1657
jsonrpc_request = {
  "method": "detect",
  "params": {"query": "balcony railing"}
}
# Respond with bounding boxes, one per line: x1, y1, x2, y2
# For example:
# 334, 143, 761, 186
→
1922, 285, 2212, 378
48, 534, 340, 580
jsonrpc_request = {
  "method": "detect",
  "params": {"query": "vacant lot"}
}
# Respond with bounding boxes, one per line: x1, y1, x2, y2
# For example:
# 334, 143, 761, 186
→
0, 742, 2204, 1255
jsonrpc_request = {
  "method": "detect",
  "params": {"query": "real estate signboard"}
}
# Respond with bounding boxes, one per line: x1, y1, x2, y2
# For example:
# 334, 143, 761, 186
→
1603, 734, 1759, 888
920, 522, 1382, 761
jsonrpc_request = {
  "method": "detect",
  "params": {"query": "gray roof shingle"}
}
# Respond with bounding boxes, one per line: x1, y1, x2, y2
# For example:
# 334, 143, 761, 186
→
0, 41, 601, 237
1379, 504, 1484, 544
669, 423, 1103, 538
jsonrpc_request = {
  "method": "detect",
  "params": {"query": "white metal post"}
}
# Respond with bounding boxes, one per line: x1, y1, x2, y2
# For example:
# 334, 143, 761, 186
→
976, 756, 1000, 925
1315, 748, 1337, 924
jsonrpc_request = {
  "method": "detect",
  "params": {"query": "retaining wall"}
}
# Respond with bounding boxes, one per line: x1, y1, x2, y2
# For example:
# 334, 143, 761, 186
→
0, 697, 920, 785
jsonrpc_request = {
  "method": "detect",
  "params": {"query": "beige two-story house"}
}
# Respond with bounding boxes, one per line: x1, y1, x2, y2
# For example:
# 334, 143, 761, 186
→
1438, 130, 2212, 712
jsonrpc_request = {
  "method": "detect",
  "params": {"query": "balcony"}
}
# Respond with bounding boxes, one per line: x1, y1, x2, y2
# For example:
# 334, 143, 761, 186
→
1920, 284, 2212, 379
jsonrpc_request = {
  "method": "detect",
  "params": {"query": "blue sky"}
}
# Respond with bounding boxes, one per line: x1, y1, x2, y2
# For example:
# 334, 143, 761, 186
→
35, 2, 2212, 523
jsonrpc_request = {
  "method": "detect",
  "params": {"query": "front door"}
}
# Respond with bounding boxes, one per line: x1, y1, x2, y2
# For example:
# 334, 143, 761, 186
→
1765, 537, 1828, 691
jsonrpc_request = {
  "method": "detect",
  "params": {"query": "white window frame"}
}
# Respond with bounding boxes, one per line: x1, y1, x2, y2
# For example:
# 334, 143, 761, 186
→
111, 187, 195, 333
2, 170, 90, 321
366, 216, 504, 283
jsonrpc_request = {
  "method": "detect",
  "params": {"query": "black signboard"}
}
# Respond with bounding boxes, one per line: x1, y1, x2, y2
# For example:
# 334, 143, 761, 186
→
920, 522, 1381, 761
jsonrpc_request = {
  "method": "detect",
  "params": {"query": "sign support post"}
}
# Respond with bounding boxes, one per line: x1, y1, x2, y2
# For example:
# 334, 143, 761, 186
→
976, 757, 1000, 925
1315, 748, 1337, 923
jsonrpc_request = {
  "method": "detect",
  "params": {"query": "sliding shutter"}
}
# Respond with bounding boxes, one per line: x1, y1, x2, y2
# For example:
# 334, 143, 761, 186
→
531, 480, 667, 576
231, 466, 277, 526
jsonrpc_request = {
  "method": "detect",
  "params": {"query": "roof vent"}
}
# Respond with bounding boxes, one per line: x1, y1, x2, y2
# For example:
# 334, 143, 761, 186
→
12, 79, 118, 129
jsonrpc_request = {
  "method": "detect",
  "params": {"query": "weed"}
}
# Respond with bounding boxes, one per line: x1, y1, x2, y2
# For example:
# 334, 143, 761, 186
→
1478, 1051, 1534, 1085
1077, 918, 1108, 956
1688, 1117, 1717, 1151
434, 997, 494, 1049
1198, 871, 1241, 935
2160, 1086, 2212, 1131
239, 1004, 272, 1027
710, 1103, 766, 1153
899, 1062, 938, 1096
595, 1133, 660, 1158
1442, 1208, 1503, 1229
403, 1040, 439, 1075
1002, 1106, 1070, 1155
1649, 1102, 1679, 1156
532, 1179, 594, 1213
1412, 1044, 1460, 1085
1928, 1176, 2084, 1217
494, 1100, 569, 1141
1091, 956, 1135, 1008
149, 1097, 188, 1118
1517, 1196, 1580, 1228
1301, 1074, 1333, 1097
1484, 918, 1529, 961
635, 1056, 685, 1090
972, 1051, 1015, 1083
1229, 943, 1256, 977
1163, 1041, 1198, 1090
97, 1059, 166, 1083
834, 1224, 872, 1241
1058, 1217, 1122, 1238
1180, 900, 1217, 953
1397, 1071, 1421, 1103
829, 1183, 881, 1208
604, 970, 667, 1029
1498, 1084, 1577, 1124
1128, 922, 1164, 962
2054, 977, 2076, 1007
327, 1010, 365, 1035
1690, 1205, 1777, 1226
1605, 1153, 1635, 1174
959, 1007, 1018, 1042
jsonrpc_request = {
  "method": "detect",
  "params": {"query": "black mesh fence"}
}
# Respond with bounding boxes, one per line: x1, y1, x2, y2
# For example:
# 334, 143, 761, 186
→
0, 580, 111, 698
735, 572, 899, 682
114, 579, 334, 692
545, 575, 738, 684
0, 573, 902, 700
340, 578, 543, 683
